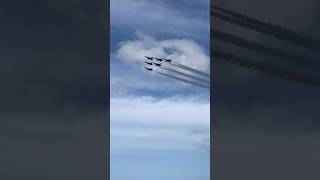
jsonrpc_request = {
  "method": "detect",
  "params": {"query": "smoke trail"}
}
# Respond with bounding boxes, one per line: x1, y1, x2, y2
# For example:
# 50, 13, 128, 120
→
212, 9, 320, 51
168, 62, 210, 77
160, 66, 210, 84
212, 49, 320, 88
212, 29, 320, 72
155, 70, 210, 89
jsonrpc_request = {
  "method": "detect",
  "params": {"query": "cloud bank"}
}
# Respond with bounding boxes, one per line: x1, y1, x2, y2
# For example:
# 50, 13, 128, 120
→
110, 96, 210, 152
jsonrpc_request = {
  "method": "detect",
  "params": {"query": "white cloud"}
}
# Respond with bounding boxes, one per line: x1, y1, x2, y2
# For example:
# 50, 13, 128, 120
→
110, 34, 210, 96
110, 96, 210, 152
116, 33, 210, 72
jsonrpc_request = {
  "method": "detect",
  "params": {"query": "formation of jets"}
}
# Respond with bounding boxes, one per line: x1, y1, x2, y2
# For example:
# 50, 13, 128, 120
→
144, 56, 172, 71
144, 56, 171, 62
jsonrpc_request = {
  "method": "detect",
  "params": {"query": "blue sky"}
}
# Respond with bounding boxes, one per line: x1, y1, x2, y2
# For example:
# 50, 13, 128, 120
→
110, 0, 210, 179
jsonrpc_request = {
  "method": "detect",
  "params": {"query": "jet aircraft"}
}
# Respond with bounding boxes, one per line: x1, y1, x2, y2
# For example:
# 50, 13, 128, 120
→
145, 56, 153, 60
145, 61, 152, 65
145, 67, 153, 71
164, 58, 172, 62
155, 58, 163, 62
154, 63, 161, 67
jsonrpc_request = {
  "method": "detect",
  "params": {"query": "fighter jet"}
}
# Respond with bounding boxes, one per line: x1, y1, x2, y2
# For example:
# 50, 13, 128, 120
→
155, 58, 163, 62
145, 56, 153, 60
154, 63, 161, 67
164, 58, 172, 62
144, 61, 152, 65
145, 67, 153, 71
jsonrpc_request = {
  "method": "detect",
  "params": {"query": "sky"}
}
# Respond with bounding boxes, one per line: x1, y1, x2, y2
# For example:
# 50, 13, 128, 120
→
110, 0, 210, 180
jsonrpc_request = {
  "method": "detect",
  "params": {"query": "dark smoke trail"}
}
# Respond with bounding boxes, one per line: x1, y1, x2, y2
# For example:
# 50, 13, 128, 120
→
212, 29, 320, 72
168, 62, 210, 77
155, 70, 210, 89
160, 66, 210, 84
212, 9, 320, 52
212, 49, 320, 88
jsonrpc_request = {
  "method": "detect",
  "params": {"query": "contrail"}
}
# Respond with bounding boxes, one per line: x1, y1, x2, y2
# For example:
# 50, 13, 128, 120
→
168, 62, 210, 77
212, 49, 320, 88
155, 70, 210, 89
212, 29, 320, 72
160, 66, 210, 84
212, 7, 320, 51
